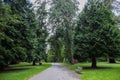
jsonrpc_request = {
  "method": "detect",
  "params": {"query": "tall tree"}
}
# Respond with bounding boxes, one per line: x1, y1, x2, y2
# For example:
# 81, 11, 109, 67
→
0, 0, 12, 68
102, 0, 120, 63
35, 0, 48, 63
3, 0, 40, 65
74, 0, 120, 68
0, 0, 26, 68
49, 0, 78, 64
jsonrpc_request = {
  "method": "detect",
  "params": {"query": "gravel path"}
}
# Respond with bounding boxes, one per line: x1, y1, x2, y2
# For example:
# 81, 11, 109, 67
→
29, 63, 80, 80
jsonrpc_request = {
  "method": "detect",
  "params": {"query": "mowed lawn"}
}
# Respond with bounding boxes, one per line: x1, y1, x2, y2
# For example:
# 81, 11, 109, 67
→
64, 62, 120, 80
0, 62, 51, 80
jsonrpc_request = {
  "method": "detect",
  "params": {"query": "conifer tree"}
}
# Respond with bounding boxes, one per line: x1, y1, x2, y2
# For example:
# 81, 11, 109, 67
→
74, 0, 120, 68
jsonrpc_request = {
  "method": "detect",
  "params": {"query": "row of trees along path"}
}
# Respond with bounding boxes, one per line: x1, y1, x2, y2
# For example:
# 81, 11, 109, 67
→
0, 0, 120, 74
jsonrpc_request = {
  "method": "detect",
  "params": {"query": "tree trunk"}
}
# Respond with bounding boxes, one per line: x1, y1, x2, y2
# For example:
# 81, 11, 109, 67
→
91, 55, 97, 68
69, 55, 74, 64
32, 59, 36, 66
68, 43, 74, 64
10, 60, 19, 64
65, 27, 74, 64
56, 57, 60, 62
39, 59, 42, 65
108, 58, 116, 63
56, 50, 60, 62
0, 64, 9, 70
0, 65, 4, 70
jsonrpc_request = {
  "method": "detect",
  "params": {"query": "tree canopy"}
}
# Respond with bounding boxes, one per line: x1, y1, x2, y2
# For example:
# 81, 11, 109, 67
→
0, 0, 120, 69
74, 0, 120, 68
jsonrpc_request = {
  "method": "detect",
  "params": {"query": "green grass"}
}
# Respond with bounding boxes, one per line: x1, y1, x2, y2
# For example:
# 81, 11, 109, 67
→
64, 62, 120, 80
0, 62, 51, 80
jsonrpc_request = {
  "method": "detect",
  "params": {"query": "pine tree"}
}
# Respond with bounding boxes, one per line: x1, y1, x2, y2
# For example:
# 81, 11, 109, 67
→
3, 0, 40, 65
74, 0, 120, 68
35, 0, 48, 63
0, 0, 23, 68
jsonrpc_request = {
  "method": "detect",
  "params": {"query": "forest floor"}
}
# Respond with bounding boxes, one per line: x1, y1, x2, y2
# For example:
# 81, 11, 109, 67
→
29, 63, 80, 80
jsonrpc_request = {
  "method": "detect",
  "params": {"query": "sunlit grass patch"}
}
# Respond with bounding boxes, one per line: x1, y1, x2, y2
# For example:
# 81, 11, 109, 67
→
0, 62, 51, 80
64, 62, 120, 80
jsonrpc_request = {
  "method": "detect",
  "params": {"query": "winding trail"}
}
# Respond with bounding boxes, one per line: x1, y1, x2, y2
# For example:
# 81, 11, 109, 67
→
29, 63, 80, 80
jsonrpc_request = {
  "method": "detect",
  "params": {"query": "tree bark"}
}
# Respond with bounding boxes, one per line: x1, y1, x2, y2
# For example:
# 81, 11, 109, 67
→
65, 26, 74, 64
32, 59, 36, 66
39, 59, 42, 65
68, 43, 74, 64
0, 64, 9, 70
91, 55, 97, 68
0, 65, 4, 70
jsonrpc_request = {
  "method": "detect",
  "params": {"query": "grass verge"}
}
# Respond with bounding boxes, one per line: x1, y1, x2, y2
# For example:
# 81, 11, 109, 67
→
63, 62, 120, 80
0, 62, 51, 80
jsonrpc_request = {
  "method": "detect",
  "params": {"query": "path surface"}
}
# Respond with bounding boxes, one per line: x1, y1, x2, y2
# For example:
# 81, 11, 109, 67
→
29, 63, 80, 80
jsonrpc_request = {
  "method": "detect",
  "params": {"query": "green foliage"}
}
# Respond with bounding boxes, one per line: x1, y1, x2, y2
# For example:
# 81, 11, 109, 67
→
0, 0, 22, 67
9, 0, 48, 64
74, 0, 120, 67
1, 0, 120, 70
35, 0, 48, 62
0, 0, 48, 68
47, 50, 56, 62
48, 32, 63, 62
49, 0, 78, 63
